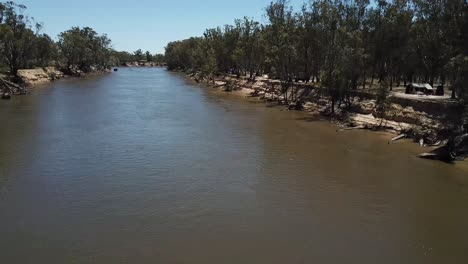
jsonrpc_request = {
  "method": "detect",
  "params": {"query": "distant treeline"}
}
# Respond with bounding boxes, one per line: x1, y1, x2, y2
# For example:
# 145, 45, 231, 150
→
0, 1, 165, 75
165, 0, 467, 103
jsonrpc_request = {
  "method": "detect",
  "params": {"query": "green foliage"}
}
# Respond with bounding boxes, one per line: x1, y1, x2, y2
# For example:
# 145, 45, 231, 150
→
264, 0, 297, 81
110, 51, 134, 65
134, 49, 144, 61
165, 0, 467, 116
0, 1, 58, 74
145, 51, 152, 62
200, 45, 217, 82
1, 1, 167, 73
166, 37, 202, 71
58, 27, 112, 71
153, 54, 165, 64
0, 1, 125, 74
375, 78, 390, 120
35, 34, 58, 67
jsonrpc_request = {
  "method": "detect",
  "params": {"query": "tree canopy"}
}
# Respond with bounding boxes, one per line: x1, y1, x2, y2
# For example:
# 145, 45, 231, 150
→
0, 1, 165, 74
165, 0, 468, 113
58, 27, 112, 71
0, 1, 56, 74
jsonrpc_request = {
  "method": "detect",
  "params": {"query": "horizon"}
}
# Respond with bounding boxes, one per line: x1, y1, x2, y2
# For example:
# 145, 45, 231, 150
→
18, 0, 302, 54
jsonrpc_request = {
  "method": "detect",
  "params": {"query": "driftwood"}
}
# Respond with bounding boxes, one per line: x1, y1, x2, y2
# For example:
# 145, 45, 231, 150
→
287, 101, 304, 111
418, 146, 455, 162
337, 127, 356, 132
337, 127, 358, 132
419, 133, 468, 162
391, 134, 406, 142
336, 125, 366, 132
419, 138, 425, 147
0, 78, 28, 95
428, 140, 443, 147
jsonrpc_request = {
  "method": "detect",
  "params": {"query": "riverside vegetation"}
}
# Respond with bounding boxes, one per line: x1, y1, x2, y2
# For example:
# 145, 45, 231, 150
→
164, 0, 468, 162
0, 1, 165, 87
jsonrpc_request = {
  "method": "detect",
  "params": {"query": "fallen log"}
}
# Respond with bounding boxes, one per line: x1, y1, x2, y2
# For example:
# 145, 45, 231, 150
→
336, 125, 366, 132
1, 78, 22, 89
418, 133, 468, 162
419, 146, 455, 163
287, 101, 304, 111
391, 134, 406, 142
337, 127, 355, 132
0, 78, 28, 95
429, 141, 442, 147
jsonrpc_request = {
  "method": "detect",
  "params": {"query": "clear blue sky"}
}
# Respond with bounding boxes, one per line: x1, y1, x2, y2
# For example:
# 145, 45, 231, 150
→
18, 0, 303, 54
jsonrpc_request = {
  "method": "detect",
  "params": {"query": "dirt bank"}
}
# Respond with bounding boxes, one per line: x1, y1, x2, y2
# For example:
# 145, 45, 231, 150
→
16, 67, 65, 86
1, 66, 112, 99
122, 62, 166, 67
184, 72, 466, 162
7, 66, 112, 88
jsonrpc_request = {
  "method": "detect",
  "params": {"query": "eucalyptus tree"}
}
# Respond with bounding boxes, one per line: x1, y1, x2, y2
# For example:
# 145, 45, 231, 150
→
34, 34, 58, 67
232, 17, 265, 78
294, 5, 313, 83
0, 1, 55, 74
153, 54, 165, 64
264, 0, 298, 103
203, 27, 229, 72
145, 51, 152, 62
134, 49, 144, 61
163, 0, 468, 116
58, 27, 112, 71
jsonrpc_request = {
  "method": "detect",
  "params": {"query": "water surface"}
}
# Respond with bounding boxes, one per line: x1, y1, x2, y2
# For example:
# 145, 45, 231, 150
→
1, 68, 467, 263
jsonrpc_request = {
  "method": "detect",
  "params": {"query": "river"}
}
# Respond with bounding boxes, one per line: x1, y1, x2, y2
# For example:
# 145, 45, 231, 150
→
1, 68, 467, 263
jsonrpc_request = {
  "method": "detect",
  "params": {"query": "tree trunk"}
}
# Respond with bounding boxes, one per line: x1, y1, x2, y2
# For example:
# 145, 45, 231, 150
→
331, 97, 335, 115
351, 77, 358, 90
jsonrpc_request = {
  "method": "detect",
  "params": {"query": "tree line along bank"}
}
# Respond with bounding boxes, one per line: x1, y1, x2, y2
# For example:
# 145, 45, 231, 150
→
165, 0, 467, 121
164, 0, 467, 162
0, 1, 165, 78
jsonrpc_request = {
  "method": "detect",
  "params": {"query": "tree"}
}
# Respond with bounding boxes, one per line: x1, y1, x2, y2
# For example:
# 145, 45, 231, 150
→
134, 49, 143, 61
35, 34, 58, 67
264, 0, 298, 104
163, 0, 467, 116
153, 54, 165, 64
375, 77, 390, 124
58, 26, 112, 71
145, 51, 152, 62
0, 1, 48, 74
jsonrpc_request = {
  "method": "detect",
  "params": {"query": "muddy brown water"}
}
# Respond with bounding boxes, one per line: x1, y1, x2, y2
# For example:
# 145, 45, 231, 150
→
1, 68, 467, 264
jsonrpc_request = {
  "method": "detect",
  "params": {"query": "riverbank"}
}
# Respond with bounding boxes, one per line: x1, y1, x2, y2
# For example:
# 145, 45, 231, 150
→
121, 61, 167, 67
1, 66, 112, 93
2, 63, 163, 90
181, 71, 467, 162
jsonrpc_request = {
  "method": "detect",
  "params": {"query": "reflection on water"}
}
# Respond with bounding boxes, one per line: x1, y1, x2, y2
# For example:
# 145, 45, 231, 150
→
0, 68, 467, 264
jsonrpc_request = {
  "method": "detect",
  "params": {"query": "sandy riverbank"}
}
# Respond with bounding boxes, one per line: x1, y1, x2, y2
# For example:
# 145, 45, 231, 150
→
180, 71, 467, 162
2, 66, 112, 89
